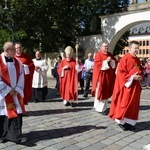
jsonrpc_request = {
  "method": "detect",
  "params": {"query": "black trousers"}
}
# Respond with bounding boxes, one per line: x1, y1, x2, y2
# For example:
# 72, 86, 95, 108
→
84, 72, 92, 96
0, 114, 22, 142
79, 78, 84, 89
32, 86, 48, 101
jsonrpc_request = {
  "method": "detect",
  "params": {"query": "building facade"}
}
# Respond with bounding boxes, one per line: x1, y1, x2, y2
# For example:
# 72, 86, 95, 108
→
119, 22, 150, 59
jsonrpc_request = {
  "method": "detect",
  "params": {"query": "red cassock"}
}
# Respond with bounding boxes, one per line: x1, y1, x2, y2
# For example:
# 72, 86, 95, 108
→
91, 50, 116, 100
109, 53, 144, 121
15, 53, 35, 105
58, 58, 77, 101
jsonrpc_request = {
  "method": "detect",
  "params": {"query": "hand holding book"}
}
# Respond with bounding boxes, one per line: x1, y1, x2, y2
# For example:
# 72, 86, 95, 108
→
129, 66, 142, 81
129, 66, 142, 76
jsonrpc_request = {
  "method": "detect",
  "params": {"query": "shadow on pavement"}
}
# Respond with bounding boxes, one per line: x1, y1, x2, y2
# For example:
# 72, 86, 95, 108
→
29, 98, 62, 103
22, 125, 107, 147
140, 105, 150, 110
45, 98, 62, 102
77, 101, 94, 107
136, 121, 150, 131
24, 108, 92, 117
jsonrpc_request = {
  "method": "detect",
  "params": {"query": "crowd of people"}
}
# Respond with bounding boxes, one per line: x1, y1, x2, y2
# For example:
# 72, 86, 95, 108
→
53, 41, 148, 133
0, 40, 149, 144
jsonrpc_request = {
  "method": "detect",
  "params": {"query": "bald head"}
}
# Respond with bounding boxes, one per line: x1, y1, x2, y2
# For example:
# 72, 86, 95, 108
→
3, 42, 14, 51
101, 42, 109, 54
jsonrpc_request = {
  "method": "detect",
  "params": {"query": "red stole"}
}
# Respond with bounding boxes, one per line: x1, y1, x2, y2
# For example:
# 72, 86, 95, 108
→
15, 53, 35, 105
0, 55, 25, 119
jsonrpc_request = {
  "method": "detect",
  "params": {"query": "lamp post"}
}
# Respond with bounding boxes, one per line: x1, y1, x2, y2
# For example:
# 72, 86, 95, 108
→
39, 42, 42, 51
3, 0, 15, 42
75, 39, 79, 60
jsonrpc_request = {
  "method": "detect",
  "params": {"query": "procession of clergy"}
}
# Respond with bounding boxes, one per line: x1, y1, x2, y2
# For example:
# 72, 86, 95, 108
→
0, 40, 143, 144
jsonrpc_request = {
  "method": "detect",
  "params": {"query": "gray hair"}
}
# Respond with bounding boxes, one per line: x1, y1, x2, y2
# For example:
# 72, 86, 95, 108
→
3, 42, 14, 51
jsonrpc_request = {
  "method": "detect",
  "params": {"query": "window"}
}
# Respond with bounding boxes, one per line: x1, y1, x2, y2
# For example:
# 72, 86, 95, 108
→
146, 41, 149, 46
139, 41, 142, 46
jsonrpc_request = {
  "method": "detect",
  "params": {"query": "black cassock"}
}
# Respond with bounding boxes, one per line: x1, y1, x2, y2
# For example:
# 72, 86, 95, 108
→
0, 114, 22, 142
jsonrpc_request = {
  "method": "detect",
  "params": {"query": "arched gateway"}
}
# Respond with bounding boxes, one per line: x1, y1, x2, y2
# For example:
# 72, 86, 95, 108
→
78, 1, 150, 54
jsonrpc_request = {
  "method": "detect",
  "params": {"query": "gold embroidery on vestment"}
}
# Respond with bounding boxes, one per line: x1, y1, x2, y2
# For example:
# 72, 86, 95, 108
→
6, 99, 23, 109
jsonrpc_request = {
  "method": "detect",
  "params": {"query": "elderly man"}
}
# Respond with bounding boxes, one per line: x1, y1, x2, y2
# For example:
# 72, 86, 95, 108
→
83, 52, 94, 98
0, 42, 26, 143
58, 46, 79, 107
92, 42, 117, 115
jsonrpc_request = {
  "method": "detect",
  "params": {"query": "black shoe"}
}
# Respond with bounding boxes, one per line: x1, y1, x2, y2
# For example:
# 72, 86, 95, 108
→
0, 139, 5, 143
16, 137, 27, 144
70, 103, 76, 107
65, 102, 70, 106
0, 139, 7, 143
118, 124, 127, 131
100, 109, 109, 116
34, 99, 38, 103
83, 94, 88, 98
126, 123, 136, 132
101, 111, 108, 115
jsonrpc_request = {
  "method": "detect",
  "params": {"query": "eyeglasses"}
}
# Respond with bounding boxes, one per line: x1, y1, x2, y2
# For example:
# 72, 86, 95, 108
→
8, 48, 15, 51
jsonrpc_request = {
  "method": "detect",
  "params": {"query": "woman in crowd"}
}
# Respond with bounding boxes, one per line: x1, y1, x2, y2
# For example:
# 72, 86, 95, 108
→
54, 55, 62, 95
144, 57, 150, 88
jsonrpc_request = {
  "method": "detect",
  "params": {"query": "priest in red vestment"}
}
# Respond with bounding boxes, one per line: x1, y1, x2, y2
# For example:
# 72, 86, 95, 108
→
15, 42, 35, 105
0, 42, 27, 144
91, 42, 117, 115
58, 46, 79, 107
109, 41, 144, 132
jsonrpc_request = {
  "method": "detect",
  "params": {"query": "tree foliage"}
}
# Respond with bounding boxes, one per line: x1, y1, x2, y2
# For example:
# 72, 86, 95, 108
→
0, 0, 129, 55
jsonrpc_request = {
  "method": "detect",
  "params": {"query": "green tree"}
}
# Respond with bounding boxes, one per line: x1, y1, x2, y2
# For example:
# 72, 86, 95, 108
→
0, 0, 129, 55
113, 31, 130, 56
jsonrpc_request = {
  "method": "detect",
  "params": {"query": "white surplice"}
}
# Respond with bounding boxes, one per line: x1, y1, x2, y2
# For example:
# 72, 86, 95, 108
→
94, 59, 116, 112
32, 58, 49, 88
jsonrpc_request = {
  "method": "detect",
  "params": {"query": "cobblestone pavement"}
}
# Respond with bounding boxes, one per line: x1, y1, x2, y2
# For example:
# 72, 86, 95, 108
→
0, 78, 150, 150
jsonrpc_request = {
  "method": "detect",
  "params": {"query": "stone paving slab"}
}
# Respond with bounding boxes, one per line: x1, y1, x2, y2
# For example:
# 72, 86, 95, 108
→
0, 77, 150, 150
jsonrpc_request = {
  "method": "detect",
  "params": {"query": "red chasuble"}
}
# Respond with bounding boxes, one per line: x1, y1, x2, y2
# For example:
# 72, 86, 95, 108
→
15, 52, 35, 105
58, 58, 77, 101
91, 50, 116, 100
109, 53, 144, 121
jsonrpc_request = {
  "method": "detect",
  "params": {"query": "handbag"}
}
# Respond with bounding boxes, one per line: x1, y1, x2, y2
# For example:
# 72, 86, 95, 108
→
81, 69, 86, 80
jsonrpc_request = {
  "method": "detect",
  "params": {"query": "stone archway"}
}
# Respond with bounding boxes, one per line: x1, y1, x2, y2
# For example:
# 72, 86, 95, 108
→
100, 8, 150, 53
